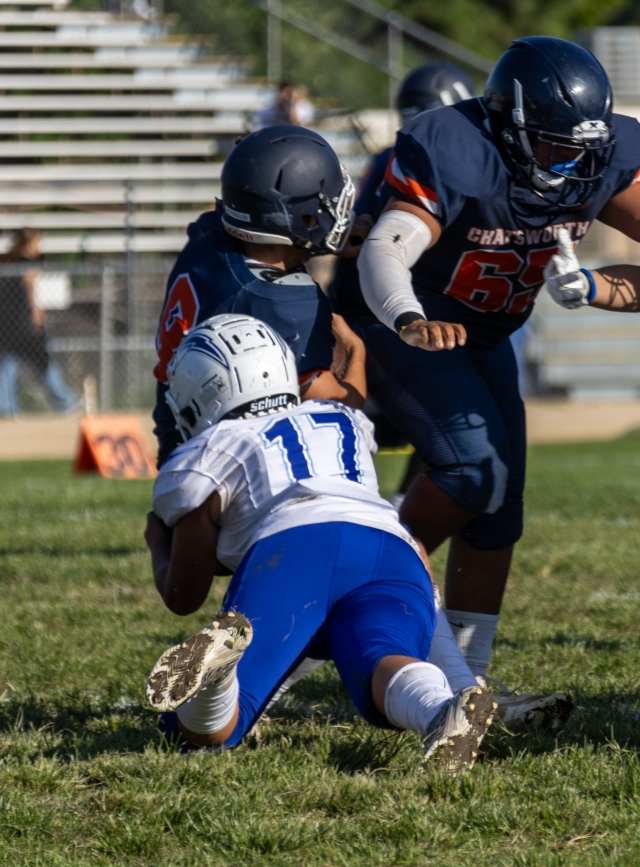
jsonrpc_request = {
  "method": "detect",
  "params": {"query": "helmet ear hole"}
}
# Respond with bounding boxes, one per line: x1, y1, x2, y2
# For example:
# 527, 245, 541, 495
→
179, 405, 197, 429
302, 215, 318, 228
556, 75, 574, 108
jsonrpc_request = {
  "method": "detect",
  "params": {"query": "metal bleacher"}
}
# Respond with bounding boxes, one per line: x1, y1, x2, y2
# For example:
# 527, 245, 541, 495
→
0, 0, 272, 254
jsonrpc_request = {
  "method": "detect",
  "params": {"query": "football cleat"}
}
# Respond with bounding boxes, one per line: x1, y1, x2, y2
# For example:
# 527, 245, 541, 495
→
423, 685, 496, 775
487, 677, 575, 733
146, 610, 252, 713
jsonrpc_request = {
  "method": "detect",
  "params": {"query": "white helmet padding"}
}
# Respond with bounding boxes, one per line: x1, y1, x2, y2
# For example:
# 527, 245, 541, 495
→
166, 313, 300, 441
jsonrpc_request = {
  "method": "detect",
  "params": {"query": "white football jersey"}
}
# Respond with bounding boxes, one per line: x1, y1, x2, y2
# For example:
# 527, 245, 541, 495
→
153, 399, 417, 570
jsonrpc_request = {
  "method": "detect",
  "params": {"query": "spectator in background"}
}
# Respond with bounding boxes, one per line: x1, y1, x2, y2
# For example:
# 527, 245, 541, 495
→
291, 85, 315, 126
0, 229, 75, 417
255, 82, 316, 129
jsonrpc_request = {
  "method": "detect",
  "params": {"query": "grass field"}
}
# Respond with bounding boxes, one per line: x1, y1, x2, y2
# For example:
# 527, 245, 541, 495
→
1, 438, 640, 866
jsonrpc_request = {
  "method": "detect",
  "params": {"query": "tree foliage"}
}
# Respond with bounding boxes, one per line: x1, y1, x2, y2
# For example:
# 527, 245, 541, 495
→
75, 0, 636, 108
382, 0, 628, 61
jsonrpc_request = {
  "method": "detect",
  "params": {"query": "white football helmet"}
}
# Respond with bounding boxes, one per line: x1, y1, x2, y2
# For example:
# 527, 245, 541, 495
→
166, 313, 300, 441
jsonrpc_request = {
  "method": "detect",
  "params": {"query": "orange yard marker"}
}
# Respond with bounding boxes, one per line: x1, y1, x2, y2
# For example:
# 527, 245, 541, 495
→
74, 415, 157, 480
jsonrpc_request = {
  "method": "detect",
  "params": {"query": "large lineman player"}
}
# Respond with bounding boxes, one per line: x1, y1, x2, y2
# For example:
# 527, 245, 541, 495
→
332, 62, 478, 495
353, 36, 640, 683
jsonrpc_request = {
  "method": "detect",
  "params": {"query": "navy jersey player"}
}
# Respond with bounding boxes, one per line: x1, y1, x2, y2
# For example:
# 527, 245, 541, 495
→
152, 125, 367, 467
144, 313, 497, 773
333, 62, 478, 495
353, 37, 640, 684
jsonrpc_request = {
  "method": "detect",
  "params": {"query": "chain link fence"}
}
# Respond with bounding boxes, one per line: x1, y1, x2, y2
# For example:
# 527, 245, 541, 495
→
0, 258, 172, 415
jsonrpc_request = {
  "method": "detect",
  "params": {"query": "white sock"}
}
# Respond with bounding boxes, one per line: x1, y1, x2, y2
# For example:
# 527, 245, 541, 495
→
428, 604, 478, 692
384, 661, 454, 736
176, 672, 239, 735
445, 609, 500, 677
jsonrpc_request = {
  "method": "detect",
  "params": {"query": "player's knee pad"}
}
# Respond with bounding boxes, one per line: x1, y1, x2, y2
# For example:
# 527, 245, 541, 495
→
430, 412, 510, 515
456, 495, 523, 550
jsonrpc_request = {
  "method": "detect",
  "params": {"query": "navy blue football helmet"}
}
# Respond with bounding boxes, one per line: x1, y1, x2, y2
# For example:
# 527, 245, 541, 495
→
221, 125, 355, 255
484, 36, 615, 208
397, 62, 477, 120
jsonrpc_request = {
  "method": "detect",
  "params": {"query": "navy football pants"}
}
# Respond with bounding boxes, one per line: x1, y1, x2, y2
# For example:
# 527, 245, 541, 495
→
221, 522, 436, 746
354, 317, 526, 549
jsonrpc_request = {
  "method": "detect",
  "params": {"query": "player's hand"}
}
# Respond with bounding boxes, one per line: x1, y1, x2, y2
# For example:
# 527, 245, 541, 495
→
339, 214, 374, 258
400, 319, 467, 351
543, 227, 590, 309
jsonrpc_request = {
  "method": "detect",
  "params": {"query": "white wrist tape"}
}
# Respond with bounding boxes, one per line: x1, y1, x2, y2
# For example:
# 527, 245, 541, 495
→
357, 209, 432, 332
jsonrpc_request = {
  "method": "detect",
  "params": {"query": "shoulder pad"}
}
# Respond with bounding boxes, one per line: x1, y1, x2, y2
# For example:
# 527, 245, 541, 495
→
186, 209, 216, 241
401, 100, 504, 199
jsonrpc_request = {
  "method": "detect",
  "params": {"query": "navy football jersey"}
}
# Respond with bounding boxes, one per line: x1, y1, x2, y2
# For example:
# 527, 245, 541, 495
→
152, 205, 334, 465
381, 99, 640, 347
356, 147, 393, 218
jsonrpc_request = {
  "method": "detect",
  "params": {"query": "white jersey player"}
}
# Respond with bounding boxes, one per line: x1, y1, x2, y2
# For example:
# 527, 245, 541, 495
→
144, 313, 497, 773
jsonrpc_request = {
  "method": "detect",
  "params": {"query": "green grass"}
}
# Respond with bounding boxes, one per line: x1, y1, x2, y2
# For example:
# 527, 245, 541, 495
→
2, 441, 640, 865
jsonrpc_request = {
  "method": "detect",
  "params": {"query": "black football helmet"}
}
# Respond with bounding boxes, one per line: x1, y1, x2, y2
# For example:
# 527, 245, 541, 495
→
484, 36, 615, 209
397, 62, 477, 120
221, 124, 355, 255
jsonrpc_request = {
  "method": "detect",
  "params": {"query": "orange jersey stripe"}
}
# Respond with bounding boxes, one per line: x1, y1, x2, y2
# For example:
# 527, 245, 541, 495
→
384, 155, 438, 214
298, 368, 328, 387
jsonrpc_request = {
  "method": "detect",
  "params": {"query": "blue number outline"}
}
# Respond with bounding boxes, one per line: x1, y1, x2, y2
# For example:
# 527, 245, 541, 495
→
308, 409, 362, 483
259, 415, 314, 482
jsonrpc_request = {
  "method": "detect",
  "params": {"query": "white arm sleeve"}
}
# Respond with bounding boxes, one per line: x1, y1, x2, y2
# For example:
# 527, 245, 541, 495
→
357, 209, 432, 332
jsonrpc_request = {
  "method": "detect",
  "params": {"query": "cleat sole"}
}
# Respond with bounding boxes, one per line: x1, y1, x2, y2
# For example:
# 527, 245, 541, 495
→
423, 686, 495, 776
145, 610, 252, 713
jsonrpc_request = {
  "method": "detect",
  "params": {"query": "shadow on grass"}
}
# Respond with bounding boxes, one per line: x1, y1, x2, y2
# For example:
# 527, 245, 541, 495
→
269, 662, 360, 726
0, 693, 160, 761
326, 727, 414, 774
482, 687, 640, 763
4, 680, 640, 771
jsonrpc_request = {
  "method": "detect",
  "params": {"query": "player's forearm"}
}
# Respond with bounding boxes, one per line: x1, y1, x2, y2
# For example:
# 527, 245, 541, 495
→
164, 560, 216, 616
149, 540, 173, 606
148, 542, 208, 617
357, 210, 430, 331
337, 341, 366, 408
545, 229, 640, 313
145, 511, 172, 602
589, 265, 640, 311
162, 502, 219, 616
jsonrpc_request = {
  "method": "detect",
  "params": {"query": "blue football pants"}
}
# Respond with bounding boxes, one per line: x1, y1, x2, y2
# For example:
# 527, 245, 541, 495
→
221, 522, 436, 746
354, 317, 526, 549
